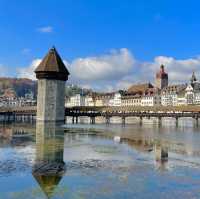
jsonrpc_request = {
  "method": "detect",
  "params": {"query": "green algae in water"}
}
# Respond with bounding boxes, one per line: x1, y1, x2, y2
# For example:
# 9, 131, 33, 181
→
92, 145, 119, 154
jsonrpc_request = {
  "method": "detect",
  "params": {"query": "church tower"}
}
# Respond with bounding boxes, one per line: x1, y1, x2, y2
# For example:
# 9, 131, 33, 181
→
190, 71, 197, 87
35, 47, 70, 122
155, 65, 168, 89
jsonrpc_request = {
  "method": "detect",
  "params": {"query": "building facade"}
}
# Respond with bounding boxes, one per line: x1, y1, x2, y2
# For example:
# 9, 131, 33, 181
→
121, 94, 141, 106
161, 84, 187, 106
65, 94, 85, 107
141, 88, 161, 106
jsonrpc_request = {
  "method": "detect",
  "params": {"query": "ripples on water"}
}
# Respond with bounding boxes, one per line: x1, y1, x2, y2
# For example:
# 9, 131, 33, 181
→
0, 118, 200, 198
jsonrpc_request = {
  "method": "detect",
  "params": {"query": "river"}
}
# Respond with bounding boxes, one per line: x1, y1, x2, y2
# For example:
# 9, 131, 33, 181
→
0, 118, 200, 199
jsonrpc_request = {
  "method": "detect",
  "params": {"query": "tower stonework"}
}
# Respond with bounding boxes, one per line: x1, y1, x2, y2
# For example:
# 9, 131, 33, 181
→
155, 65, 168, 89
35, 47, 69, 122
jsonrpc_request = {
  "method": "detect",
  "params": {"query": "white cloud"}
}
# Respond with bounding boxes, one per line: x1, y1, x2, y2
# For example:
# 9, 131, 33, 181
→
0, 64, 8, 77
140, 56, 200, 84
116, 80, 133, 90
17, 59, 42, 80
69, 48, 135, 81
16, 49, 200, 92
37, 26, 53, 33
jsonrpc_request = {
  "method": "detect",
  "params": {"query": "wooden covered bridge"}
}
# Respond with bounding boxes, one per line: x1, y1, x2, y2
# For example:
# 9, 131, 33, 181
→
0, 105, 200, 125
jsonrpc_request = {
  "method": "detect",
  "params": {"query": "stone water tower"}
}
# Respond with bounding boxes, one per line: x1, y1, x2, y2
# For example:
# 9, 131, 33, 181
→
35, 47, 69, 122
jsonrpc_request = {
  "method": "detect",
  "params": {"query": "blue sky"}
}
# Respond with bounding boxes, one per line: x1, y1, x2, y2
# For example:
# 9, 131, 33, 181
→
1, 0, 200, 91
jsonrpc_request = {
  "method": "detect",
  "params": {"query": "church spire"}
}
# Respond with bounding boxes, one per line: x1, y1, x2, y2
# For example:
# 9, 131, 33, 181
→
190, 71, 197, 84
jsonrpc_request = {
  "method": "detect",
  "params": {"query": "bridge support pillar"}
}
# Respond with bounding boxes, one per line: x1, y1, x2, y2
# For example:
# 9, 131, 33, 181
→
18, 115, 21, 122
22, 115, 25, 123
72, 117, 75, 124
122, 117, 126, 126
158, 117, 162, 127
139, 116, 143, 126
31, 115, 34, 123
106, 117, 110, 125
175, 117, 179, 127
76, 116, 78, 124
4, 114, 7, 123
90, 117, 95, 124
7, 114, 10, 123
195, 117, 199, 127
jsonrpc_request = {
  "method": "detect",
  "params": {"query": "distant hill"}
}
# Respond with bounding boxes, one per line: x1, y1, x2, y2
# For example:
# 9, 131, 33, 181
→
0, 78, 92, 99
0, 78, 37, 98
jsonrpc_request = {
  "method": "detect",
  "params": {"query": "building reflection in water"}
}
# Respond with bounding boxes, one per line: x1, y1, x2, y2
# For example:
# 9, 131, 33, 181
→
154, 144, 168, 170
118, 136, 169, 170
32, 122, 65, 198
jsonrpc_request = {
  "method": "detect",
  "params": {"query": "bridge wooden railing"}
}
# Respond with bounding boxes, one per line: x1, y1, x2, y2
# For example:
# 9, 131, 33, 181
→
66, 105, 200, 113
0, 105, 200, 115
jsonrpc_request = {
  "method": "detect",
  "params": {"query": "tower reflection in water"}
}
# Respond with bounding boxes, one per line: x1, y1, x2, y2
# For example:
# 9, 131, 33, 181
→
32, 122, 65, 198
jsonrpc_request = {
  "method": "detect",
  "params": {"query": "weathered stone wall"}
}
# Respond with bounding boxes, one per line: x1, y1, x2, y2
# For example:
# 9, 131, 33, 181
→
37, 79, 65, 122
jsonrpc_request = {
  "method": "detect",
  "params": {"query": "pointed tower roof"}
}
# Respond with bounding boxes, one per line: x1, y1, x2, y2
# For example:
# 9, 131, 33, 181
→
35, 47, 70, 81
191, 71, 197, 83
156, 64, 168, 79
33, 174, 63, 198
32, 161, 65, 199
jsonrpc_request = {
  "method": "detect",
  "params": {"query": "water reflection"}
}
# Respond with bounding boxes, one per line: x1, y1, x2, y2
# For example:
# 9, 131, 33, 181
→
32, 122, 65, 198
1, 121, 200, 198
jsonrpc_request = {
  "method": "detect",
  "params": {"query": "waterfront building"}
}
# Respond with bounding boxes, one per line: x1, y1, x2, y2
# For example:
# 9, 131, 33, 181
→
194, 92, 200, 105
94, 97, 103, 106
141, 89, 161, 106
65, 94, 85, 107
85, 95, 95, 106
185, 84, 194, 105
35, 47, 69, 122
109, 92, 122, 106
141, 94, 161, 107
121, 93, 141, 107
121, 83, 156, 107
155, 65, 168, 89
66, 92, 121, 107
177, 89, 187, 106
177, 97, 187, 106
160, 72, 200, 106
161, 84, 187, 106
93, 93, 115, 106
0, 96, 36, 108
